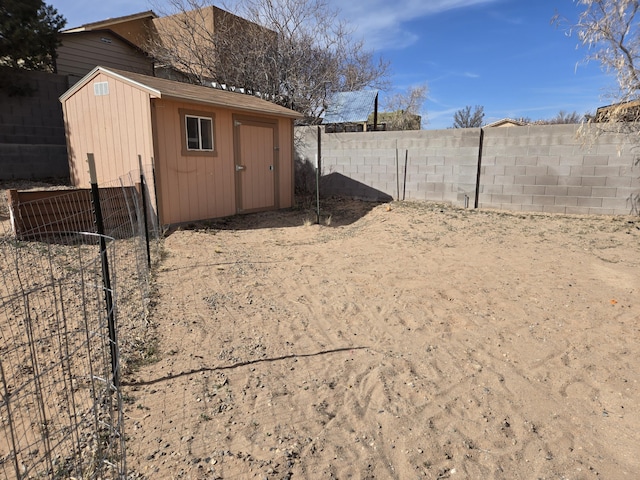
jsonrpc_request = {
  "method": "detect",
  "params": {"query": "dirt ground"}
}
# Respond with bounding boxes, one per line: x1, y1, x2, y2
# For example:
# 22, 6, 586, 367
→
117, 198, 640, 479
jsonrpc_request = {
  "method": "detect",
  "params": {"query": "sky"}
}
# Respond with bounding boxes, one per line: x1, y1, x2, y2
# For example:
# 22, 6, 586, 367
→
48, 0, 618, 129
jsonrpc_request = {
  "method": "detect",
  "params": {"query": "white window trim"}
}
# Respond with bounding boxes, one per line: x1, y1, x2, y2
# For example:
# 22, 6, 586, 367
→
185, 114, 214, 152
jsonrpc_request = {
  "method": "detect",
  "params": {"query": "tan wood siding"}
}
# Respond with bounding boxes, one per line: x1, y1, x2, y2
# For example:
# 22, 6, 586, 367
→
57, 33, 153, 84
61, 72, 154, 187
152, 99, 236, 224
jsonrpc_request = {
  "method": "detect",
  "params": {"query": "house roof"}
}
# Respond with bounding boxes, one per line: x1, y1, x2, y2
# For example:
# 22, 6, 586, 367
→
484, 118, 527, 128
58, 29, 149, 55
323, 90, 379, 124
62, 10, 157, 33
594, 99, 640, 122
60, 66, 302, 119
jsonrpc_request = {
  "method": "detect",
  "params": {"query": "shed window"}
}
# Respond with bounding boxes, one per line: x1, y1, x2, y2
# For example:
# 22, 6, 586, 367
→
179, 109, 217, 157
185, 115, 214, 151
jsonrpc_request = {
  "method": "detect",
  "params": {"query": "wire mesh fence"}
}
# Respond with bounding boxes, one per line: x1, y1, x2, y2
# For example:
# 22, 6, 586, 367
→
0, 165, 160, 479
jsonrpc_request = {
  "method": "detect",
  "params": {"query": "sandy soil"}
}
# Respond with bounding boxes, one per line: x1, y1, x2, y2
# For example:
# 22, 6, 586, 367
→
121, 198, 640, 479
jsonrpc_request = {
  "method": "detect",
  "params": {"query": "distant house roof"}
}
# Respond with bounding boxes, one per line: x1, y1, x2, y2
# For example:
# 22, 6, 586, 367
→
62, 10, 158, 33
323, 90, 379, 124
594, 99, 640, 122
484, 118, 527, 128
60, 66, 302, 119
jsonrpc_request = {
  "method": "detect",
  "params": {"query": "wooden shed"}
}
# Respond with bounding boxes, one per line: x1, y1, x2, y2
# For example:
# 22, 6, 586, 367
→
59, 66, 301, 225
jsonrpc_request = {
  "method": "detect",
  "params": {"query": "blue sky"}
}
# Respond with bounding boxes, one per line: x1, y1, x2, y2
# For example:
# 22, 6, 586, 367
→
49, 0, 617, 129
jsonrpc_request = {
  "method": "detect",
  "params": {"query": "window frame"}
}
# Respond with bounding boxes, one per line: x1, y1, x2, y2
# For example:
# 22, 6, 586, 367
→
179, 109, 217, 157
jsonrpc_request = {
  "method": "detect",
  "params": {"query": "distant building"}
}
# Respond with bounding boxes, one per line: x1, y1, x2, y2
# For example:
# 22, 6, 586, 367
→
484, 118, 527, 128
593, 99, 640, 123
369, 110, 422, 131
323, 90, 379, 133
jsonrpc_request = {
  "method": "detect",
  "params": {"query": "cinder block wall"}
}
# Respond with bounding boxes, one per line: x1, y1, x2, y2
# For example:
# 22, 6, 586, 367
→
0, 68, 70, 180
296, 124, 640, 215
481, 124, 639, 215
296, 127, 481, 204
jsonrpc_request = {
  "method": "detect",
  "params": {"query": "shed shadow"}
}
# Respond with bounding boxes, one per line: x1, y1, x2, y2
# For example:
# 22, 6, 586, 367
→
320, 172, 394, 203
166, 195, 388, 234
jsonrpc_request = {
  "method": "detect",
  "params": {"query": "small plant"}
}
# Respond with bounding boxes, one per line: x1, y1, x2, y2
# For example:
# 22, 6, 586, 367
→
324, 215, 332, 226
303, 217, 312, 227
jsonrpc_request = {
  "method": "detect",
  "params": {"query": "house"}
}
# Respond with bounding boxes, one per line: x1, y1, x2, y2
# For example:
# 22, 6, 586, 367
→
151, 5, 278, 88
484, 118, 527, 128
368, 110, 422, 131
56, 29, 154, 85
59, 66, 301, 225
323, 90, 379, 133
60, 7, 277, 89
61, 10, 157, 52
593, 99, 640, 123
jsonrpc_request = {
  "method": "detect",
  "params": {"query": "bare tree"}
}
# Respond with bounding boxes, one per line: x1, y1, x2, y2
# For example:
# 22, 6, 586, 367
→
531, 110, 583, 125
555, 0, 640, 134
381, 84, 427, 130
452, 105, 484, 128
147, 0, 389, 123
549, 110, 582, 124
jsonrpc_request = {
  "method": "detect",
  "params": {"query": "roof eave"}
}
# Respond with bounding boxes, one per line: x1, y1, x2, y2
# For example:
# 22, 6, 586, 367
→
161, 93, 302, 119
59, 66, 162, 103
62, 10, 157, 33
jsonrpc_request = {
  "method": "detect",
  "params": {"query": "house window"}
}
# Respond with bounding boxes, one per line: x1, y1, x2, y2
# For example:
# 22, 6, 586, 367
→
180, 109, 217, 156
185, 115, 213, 151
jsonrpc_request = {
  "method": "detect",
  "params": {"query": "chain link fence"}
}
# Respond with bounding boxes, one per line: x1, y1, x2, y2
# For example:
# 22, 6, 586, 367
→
0, 165, 160, 479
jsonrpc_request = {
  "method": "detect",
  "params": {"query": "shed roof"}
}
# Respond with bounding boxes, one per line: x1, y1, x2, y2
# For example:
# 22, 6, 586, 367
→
323, 90, 378, 124
60, 66, 302, 119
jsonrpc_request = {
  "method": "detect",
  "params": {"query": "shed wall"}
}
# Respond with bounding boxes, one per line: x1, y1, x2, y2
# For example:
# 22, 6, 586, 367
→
152, 98, 235, 224
152, 99, 294, 224
61, 72, 154, 186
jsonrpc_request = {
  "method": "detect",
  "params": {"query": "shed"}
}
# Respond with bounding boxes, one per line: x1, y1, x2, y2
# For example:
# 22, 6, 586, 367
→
59, 66, 301, 225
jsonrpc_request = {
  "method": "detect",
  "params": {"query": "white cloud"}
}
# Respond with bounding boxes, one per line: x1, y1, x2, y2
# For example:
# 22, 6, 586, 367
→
334, 0, 502, 50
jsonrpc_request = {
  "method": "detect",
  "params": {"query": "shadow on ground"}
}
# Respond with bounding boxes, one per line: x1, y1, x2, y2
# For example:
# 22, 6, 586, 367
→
166, 196, 388, 234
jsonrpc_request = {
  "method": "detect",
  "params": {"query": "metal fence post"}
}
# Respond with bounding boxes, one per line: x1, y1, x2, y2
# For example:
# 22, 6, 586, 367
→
138, 155, 151, 269
87, 153, 119, 388
316, 126, 321, 224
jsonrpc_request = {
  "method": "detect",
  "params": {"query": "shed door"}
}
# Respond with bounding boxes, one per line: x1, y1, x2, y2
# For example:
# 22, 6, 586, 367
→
233, 116, 278, 213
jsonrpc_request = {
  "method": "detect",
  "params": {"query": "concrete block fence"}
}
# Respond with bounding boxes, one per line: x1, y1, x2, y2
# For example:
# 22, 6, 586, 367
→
0, 68, 70, 180
295, 125, 640, 216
